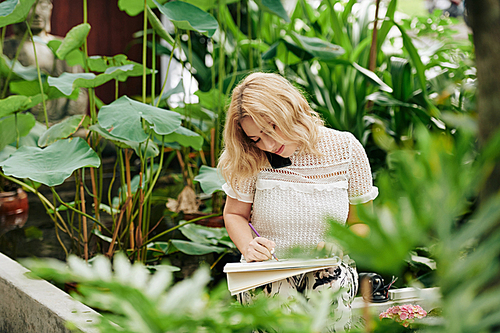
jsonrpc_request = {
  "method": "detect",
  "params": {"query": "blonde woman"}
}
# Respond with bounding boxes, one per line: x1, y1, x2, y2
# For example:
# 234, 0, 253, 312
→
218, 72, 378, 331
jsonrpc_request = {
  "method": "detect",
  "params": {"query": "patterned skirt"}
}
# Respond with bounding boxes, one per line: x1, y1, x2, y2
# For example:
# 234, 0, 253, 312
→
237, 261, 358, 332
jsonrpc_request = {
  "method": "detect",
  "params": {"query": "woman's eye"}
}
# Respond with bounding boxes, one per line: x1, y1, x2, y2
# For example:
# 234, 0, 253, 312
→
272, 124, 276, 130
252, 138, 261, 144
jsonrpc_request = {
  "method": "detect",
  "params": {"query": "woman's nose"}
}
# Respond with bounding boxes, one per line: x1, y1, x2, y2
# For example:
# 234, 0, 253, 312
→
261, 135, 275, 152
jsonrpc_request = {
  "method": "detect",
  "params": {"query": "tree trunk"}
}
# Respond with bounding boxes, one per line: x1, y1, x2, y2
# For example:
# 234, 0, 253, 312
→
467, 0, 500, 200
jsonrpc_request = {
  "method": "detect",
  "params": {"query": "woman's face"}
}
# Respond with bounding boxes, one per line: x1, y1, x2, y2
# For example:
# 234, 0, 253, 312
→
240, 116, 298, 158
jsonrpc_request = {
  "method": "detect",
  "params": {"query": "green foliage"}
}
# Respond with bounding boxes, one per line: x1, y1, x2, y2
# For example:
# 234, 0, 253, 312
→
97, 96, 182, 142
193, 165, 225, 195
0, 0, 37, 27
328, 127, 500, 331
23, 253, 343, 333
153, 0, 219, 37
0, 138, 101, 186
56, 23, 91, 60
37, 115, 87, 147
0, 113, 35, 151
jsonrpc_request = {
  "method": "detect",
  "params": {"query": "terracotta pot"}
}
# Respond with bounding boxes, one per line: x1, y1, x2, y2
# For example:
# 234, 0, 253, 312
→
184, 214, 225, 228
0, 188, 29, 233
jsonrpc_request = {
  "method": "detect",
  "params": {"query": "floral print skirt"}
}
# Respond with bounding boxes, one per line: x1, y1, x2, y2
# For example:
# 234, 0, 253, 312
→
237, 261, 358, 332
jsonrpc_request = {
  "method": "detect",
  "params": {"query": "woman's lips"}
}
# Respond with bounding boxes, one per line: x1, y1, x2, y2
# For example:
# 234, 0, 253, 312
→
274, 145, 285, 155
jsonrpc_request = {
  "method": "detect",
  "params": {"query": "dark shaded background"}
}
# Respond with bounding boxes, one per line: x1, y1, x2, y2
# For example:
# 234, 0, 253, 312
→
50, 0, 145, 104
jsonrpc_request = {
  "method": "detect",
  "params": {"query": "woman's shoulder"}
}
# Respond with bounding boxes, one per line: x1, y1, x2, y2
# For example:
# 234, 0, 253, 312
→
317, 127, 356, 150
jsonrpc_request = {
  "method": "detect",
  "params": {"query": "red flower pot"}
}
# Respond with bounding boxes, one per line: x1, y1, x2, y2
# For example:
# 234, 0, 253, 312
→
0, 188, 29, 233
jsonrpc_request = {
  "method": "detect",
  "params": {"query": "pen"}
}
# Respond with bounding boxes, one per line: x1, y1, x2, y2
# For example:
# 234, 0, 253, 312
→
248, 222, 279, 261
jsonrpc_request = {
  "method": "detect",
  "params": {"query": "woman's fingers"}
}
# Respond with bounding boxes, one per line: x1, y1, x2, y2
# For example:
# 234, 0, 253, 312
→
246, 237, 276, 262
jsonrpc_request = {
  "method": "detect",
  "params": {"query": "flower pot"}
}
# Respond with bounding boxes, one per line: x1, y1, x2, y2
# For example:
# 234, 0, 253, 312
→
0, 188, 29, 234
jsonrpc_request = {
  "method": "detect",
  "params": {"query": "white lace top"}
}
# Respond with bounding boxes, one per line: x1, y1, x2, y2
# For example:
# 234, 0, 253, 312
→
222, 127, 378, 257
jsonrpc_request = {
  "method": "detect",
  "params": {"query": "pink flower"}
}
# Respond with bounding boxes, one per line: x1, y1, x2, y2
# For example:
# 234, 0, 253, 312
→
379, 304, 427, 328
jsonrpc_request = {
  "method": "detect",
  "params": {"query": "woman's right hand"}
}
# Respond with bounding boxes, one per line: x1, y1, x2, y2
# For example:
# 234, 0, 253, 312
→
244, 237, 276, 262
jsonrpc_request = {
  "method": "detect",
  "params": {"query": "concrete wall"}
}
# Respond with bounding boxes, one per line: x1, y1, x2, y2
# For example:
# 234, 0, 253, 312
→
0, 253, 99, 333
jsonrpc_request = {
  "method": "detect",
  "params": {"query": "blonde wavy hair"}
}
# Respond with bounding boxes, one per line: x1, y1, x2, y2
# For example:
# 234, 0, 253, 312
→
218, 72, 324, 191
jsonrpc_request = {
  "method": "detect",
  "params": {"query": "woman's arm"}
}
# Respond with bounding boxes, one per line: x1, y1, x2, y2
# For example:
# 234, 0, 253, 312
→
347, 201, 373, 237
224, 197, 276, 262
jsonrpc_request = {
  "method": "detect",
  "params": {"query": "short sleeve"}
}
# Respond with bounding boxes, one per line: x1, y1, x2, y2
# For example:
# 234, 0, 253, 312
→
222, 175, 257, 203
347, 134, 378, 204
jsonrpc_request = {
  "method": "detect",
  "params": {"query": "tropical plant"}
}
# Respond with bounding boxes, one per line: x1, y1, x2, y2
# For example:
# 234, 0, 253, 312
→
23, 252, 343, 333
327, 123, 500, 332
0, 0, 219, 264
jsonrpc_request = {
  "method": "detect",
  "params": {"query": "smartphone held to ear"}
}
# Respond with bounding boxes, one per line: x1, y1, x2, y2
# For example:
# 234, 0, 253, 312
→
265, 151, 292, 169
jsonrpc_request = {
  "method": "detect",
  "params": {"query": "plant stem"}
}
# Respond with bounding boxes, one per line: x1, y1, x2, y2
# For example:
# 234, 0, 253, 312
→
155, 39, 176, 107
50, 187, 109, 232
151, 30, 156, 103
105, 197, 131, 257
142, 0, 148, 104
1, 14, 30, 99
369, 0, 381, 72
26, 24, 49, 128
79, 169, 89, 262
140, 213, 222, 248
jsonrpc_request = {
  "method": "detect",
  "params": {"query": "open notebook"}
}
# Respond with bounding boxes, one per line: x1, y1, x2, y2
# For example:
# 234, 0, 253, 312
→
224, 257, 341, 295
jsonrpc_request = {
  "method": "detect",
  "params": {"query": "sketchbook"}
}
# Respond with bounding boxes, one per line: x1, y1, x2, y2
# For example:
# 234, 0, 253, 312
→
223, 257, 341, 295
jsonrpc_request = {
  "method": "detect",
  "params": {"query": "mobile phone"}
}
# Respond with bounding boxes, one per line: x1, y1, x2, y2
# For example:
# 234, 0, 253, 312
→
265, 151, 292, 169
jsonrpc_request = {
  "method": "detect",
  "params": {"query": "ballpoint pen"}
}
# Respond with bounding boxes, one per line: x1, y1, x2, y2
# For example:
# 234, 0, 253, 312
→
248, 222, 279, 261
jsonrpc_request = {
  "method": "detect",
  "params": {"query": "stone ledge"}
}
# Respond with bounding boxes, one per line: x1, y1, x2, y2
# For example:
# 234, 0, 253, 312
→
0, 253, 100, 333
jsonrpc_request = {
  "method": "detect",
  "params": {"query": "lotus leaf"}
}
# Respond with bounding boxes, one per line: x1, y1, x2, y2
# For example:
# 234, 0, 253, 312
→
157, 126, 203, 151
0, 138, 101, 186
0, 0, 37, 28
98, 96, 181, 143
38, 115, 87, 147
0, 113, 36, 151
56, 23, 91, 60
153, 0, 218, 38
193, 166, 224, 195
89, 123, 159, 159
170, 239, 226, 255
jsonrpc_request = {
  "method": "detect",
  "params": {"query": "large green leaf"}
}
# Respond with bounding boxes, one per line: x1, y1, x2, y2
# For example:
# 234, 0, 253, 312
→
155, 79, 184, 107
146, 6, 175, 47
18, 121, 46, 148
87, 54, 154, 78
0, 95, 31, 118
48, 72, 97, 95
38, 115, 87, 147
393, 20, 427, 97
156, 126, 203, 150
117, 0, 167, 16
291, 32, 344, 61
390, 57, 413, 102
367, 91, 427, 111
98, 96, 182, 143
0, 0, 37, 28
179, 223, 231, 246
56, 23, 91, 60
0, 145, 16, 163
348, 62, 393, 93
10, 79, 79, 100
48, 66, 150, 96
178, 0, 239, 11
0, 138, 101, 187
0, 55, 39, 81
257, 0, 291, 23
0, 113, 36, 151
47, 40, 85, 67
89, 124, 159, 159
170, 239, 226, 255
193, 165, 224, 195
153, 0, 218, 38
